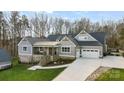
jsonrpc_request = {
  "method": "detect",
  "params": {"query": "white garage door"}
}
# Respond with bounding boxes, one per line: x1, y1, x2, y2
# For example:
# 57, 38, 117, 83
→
81, 49, 99, 58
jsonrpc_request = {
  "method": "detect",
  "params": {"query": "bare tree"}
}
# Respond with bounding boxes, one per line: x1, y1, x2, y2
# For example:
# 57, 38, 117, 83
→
9, 11, 21, 56
30, 13, 49, 37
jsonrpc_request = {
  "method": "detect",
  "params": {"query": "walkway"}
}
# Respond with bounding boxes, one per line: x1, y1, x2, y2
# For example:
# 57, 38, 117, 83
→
28, 63, 71, 70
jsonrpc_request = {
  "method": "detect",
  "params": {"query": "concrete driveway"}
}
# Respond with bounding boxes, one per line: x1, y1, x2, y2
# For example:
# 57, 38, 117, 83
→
54, 58, 101, 81
54, 56, 124, 81
101, 56, 124, 69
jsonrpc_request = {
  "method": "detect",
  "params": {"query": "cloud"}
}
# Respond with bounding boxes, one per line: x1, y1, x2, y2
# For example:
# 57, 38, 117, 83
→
45, 11, 53, 13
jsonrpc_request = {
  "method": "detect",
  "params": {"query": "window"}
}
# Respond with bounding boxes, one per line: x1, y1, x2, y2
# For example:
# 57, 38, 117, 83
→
84, 36, 88, 39
95, 50, 98, 52
61, 47, 70, 53
91, 50, 94, 52
39, 47, 43, 52
23, 47, 27, 51
79, 36, 88, 40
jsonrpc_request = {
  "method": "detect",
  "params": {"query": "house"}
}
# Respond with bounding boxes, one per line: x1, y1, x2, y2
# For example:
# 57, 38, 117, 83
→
0, 48, 11, 70
18, 30, 107, 64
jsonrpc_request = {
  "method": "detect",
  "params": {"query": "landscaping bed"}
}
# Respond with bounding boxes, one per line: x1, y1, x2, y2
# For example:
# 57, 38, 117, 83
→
86, 67, 111, 81
44, 58, 75, 67
0, 58, 65, 81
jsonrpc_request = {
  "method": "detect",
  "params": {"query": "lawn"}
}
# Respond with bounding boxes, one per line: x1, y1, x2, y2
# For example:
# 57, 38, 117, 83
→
0, 58, 65, 81
96, 68, 124, 81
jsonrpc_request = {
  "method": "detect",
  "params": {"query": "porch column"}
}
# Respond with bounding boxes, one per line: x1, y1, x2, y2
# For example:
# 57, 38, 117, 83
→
56, 47, 59, 55
46, 47, 49, 55
52, 47, 54, 56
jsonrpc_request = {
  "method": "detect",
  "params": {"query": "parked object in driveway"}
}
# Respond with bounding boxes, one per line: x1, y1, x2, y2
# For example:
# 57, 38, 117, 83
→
110, 48, 119, 52
0, 48, 12, 70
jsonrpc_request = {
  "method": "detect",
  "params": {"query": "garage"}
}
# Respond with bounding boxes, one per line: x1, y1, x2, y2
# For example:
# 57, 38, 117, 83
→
81, 49, 100, 58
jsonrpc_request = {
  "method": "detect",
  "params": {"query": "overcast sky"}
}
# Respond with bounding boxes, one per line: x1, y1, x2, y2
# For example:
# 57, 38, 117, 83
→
19, 11, 124, 23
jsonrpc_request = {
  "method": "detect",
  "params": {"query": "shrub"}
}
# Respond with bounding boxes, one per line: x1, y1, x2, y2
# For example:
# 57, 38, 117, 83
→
115, 54, 120, 56
116, 49, 119, 52
109, 53, 114, 56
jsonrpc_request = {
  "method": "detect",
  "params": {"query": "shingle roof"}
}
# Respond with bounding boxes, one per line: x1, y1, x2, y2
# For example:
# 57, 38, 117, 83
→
47, 32, 106, 46
89, 32, 106, 44
47, 35, 60, 41
23, 31, 106, 47
67, 35, 79, 45
47, 34, 79, 45
77, 41, 102, 46
47, 34, 76, 41
0, 48, 11, 62
25, 36, 48, 45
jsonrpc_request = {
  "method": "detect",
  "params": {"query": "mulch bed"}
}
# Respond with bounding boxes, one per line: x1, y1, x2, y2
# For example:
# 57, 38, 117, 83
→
86, 66, 111, 81
43, 59, 75, 67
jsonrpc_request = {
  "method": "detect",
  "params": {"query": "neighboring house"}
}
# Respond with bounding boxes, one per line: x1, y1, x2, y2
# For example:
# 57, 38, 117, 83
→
0, 48, 11, 70
18, 30, 107, 64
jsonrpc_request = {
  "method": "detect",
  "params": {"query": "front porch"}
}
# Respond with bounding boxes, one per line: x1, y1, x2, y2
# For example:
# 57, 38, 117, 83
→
32, 41, 60, 65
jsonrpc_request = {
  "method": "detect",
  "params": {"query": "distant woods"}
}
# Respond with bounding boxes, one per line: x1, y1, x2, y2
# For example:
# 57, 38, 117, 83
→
0, 11, 124, 57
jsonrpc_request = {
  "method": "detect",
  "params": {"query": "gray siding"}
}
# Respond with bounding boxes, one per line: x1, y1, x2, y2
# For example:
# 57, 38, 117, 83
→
75, 33, 96, 41
18, 39, 33, 63
103, 44, 107, 53
18, 39, 32, 55
59, 36, 76, 57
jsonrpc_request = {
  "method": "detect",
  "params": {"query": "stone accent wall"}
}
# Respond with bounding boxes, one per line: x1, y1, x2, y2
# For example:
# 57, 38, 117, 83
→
19, 55, 59, 64
19, 55, 32, 63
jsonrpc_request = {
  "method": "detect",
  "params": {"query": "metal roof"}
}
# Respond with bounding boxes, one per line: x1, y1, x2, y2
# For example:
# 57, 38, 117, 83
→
0, 48, 11, 62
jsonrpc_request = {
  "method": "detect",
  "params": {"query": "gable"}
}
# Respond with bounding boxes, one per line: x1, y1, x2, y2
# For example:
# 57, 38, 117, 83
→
18, 38, 32, 46
75, 30, 97, 41
62, 36, 69, 41
60, 36, 76, 47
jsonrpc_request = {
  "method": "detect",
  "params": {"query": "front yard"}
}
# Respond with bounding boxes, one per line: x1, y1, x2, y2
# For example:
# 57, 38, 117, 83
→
96, 68, 124, 81
0, 58, 65, 81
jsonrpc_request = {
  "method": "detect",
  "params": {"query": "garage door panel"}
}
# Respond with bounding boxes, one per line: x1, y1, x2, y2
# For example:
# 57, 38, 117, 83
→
81, 49, 99, 58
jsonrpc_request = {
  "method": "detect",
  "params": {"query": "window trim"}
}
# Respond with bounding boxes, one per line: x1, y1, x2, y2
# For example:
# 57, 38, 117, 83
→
95, 50, 98, 52
61, 46, 71, 53
39, 47, 44, 52
22, 46, 28, 52
79, 36, 88, 40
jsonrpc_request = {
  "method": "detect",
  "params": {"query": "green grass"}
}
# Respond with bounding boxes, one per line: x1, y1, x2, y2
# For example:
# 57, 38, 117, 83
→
0, 58, 65, 81
96, 68, 124, 81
